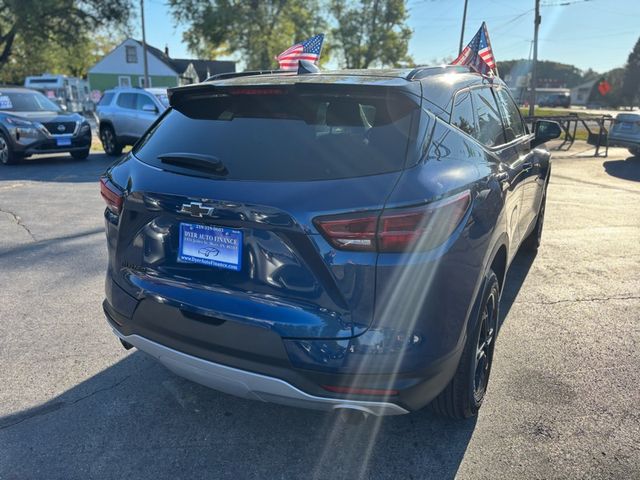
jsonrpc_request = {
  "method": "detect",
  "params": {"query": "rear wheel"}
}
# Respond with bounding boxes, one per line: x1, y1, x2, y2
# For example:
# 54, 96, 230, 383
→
0, 132, 18, 165
430, 270, 500, 419
100, 125, 123, 156
71, 149, 90, 160
522, 192, 546, 252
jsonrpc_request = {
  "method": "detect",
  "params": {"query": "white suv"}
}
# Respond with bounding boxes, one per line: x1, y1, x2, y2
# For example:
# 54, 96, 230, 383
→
96, 87, 169, 156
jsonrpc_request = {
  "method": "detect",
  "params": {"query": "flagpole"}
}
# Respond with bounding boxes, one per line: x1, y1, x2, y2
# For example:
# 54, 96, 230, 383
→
458, 0, 469, 55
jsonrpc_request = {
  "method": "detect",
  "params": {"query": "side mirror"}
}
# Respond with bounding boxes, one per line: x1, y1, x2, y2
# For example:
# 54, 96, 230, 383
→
533, 120, 561, 147
142, 103, 158, 114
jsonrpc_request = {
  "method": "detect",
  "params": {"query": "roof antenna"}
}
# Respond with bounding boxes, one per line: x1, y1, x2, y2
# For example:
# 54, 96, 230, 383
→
297, 60, 320, 75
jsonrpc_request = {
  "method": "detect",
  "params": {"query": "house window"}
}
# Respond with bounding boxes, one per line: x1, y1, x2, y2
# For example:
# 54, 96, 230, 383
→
118, 76, 131, 88
126, 46, 138, 63
139, 76, 151, 88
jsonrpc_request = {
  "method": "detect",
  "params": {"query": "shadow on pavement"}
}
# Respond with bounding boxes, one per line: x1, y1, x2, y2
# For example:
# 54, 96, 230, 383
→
603, 155, 640, 183
499, 250, 536, 329
0, 350, 477, 479
0, 152, 119, 183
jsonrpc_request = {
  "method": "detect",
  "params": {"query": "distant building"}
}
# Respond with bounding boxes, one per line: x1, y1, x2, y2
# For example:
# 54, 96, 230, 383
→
88, 38, 235, 92
570, 79, 598, 106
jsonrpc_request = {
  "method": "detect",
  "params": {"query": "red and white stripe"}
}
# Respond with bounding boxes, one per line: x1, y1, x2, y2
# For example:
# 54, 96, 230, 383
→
277, 45, 319, 70
479, 47, 495, 69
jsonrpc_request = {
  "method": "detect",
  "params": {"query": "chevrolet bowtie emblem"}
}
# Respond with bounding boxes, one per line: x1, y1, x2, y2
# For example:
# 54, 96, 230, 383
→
179, 202, 215, 218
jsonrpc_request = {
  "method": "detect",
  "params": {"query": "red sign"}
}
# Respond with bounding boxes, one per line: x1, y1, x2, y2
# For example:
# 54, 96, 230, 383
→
598, 80, 611, 96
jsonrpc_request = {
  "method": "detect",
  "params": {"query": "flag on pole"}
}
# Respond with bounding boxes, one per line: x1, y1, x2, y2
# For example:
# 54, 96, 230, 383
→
276, 34, 324, 70
452, 22, 497, 76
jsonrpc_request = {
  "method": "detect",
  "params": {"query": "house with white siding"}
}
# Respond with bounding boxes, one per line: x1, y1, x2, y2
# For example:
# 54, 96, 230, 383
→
88, 38, 235, 92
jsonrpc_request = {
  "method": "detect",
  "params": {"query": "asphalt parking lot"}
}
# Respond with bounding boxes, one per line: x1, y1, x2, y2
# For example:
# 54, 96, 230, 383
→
0, 147, 639, 479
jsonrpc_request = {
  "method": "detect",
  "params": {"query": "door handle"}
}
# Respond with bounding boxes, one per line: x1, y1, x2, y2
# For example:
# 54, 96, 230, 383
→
522, 161, 533, 171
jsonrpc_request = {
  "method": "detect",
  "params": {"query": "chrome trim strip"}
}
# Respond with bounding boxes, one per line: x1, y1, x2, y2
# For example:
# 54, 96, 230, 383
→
112, 330, 409, 416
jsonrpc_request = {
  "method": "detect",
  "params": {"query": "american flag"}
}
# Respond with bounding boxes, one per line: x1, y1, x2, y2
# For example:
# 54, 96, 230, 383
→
276, 34, 324, 70
452, 22, 497, 76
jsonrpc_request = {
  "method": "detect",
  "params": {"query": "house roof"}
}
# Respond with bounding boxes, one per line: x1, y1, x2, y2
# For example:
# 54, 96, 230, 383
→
133, 39, 235, 80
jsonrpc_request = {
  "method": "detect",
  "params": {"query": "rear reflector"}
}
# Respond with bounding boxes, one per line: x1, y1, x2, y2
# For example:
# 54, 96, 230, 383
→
100, 177, 124, 214
322, 385, 399, 396
314, 190, 471, 253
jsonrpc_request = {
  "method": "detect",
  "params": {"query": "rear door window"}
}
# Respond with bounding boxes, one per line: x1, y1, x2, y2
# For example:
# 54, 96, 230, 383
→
116, 93, 136, 110
136, 94, 156, 111
450, 89, 477, 138
471, 87, 505, 147
134, 90, 419, 181
494, 87, 526, 142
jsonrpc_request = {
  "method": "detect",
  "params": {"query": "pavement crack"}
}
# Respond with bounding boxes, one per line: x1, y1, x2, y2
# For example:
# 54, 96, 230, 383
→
521, 295, 640, 306
0, 207, 36, 241
0, 374, 132, 431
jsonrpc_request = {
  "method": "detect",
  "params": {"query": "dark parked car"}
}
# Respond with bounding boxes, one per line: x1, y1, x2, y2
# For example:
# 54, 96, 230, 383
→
0, 87, 92, 165
101, 65, 560, 419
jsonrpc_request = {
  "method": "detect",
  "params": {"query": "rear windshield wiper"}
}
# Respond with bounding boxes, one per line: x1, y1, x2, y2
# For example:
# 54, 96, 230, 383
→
158, 153, 228, 176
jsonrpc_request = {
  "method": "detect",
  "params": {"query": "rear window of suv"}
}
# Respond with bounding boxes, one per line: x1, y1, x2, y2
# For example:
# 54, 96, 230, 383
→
133, 90, 418, 181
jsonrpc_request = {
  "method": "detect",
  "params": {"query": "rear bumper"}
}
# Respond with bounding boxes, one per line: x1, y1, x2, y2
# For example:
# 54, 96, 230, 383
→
112, 328, 409, 416
103, 287, 463, 414
608, 134, 640, 149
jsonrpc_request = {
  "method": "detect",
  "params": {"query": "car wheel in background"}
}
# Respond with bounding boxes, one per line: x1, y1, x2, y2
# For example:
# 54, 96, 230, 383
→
522, 192, 546, 252
0, 132, 18, 165
628, 147, 640, 157
430, 269, 500, 419
71, 149, 90, 160
100, 125, 123, 156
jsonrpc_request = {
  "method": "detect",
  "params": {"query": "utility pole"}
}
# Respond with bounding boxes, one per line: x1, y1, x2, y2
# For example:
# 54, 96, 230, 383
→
458, 0, 469, 55
529, 0, 541, 116
140, 0, 150, 88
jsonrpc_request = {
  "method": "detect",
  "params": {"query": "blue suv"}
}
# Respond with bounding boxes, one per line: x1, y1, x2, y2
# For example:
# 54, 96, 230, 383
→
101, 65, 560, 419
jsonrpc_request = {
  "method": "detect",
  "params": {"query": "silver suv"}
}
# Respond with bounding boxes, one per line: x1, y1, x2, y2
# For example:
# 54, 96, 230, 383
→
96, 87, 168, 156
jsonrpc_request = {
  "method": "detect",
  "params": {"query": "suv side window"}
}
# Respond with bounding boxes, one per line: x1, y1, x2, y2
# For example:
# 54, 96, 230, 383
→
116, 93, 136, 110
136, 94, 156, 111
451, 89, 477, 138
471, 87, 505, 147
494, 87, 526, 142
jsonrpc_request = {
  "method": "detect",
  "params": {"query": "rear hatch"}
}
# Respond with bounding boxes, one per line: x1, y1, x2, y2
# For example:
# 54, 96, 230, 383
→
107, 80, 423, 341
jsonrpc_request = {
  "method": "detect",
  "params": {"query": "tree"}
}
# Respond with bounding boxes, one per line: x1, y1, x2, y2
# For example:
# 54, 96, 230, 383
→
621, 36, 640, 108
0, 0, 132, 75
330, 0, 412, 69
0, 32, 121, 84
168, 0, 327, 70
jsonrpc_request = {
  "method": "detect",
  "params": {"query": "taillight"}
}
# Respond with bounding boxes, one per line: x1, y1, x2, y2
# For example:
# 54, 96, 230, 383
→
314, 190, 471, 253
100, 177, 124, 214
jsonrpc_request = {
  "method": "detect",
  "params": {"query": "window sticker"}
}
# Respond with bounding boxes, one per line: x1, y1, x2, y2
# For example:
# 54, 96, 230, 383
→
0, 95, 12, 109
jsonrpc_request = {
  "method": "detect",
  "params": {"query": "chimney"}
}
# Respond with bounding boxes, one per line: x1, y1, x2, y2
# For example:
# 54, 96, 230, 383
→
164, 44, 169, 57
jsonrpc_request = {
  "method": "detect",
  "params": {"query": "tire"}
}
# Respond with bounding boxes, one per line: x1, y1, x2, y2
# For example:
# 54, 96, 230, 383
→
100, 125, 123, 156
522, 192, 546, 252
0, 131, 18, 165
628, 147, 640, 157
71, 149, 90, 160
430, 270, 500, 419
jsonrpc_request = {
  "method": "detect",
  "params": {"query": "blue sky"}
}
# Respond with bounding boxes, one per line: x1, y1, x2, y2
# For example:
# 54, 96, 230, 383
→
142, 0, 638, 73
